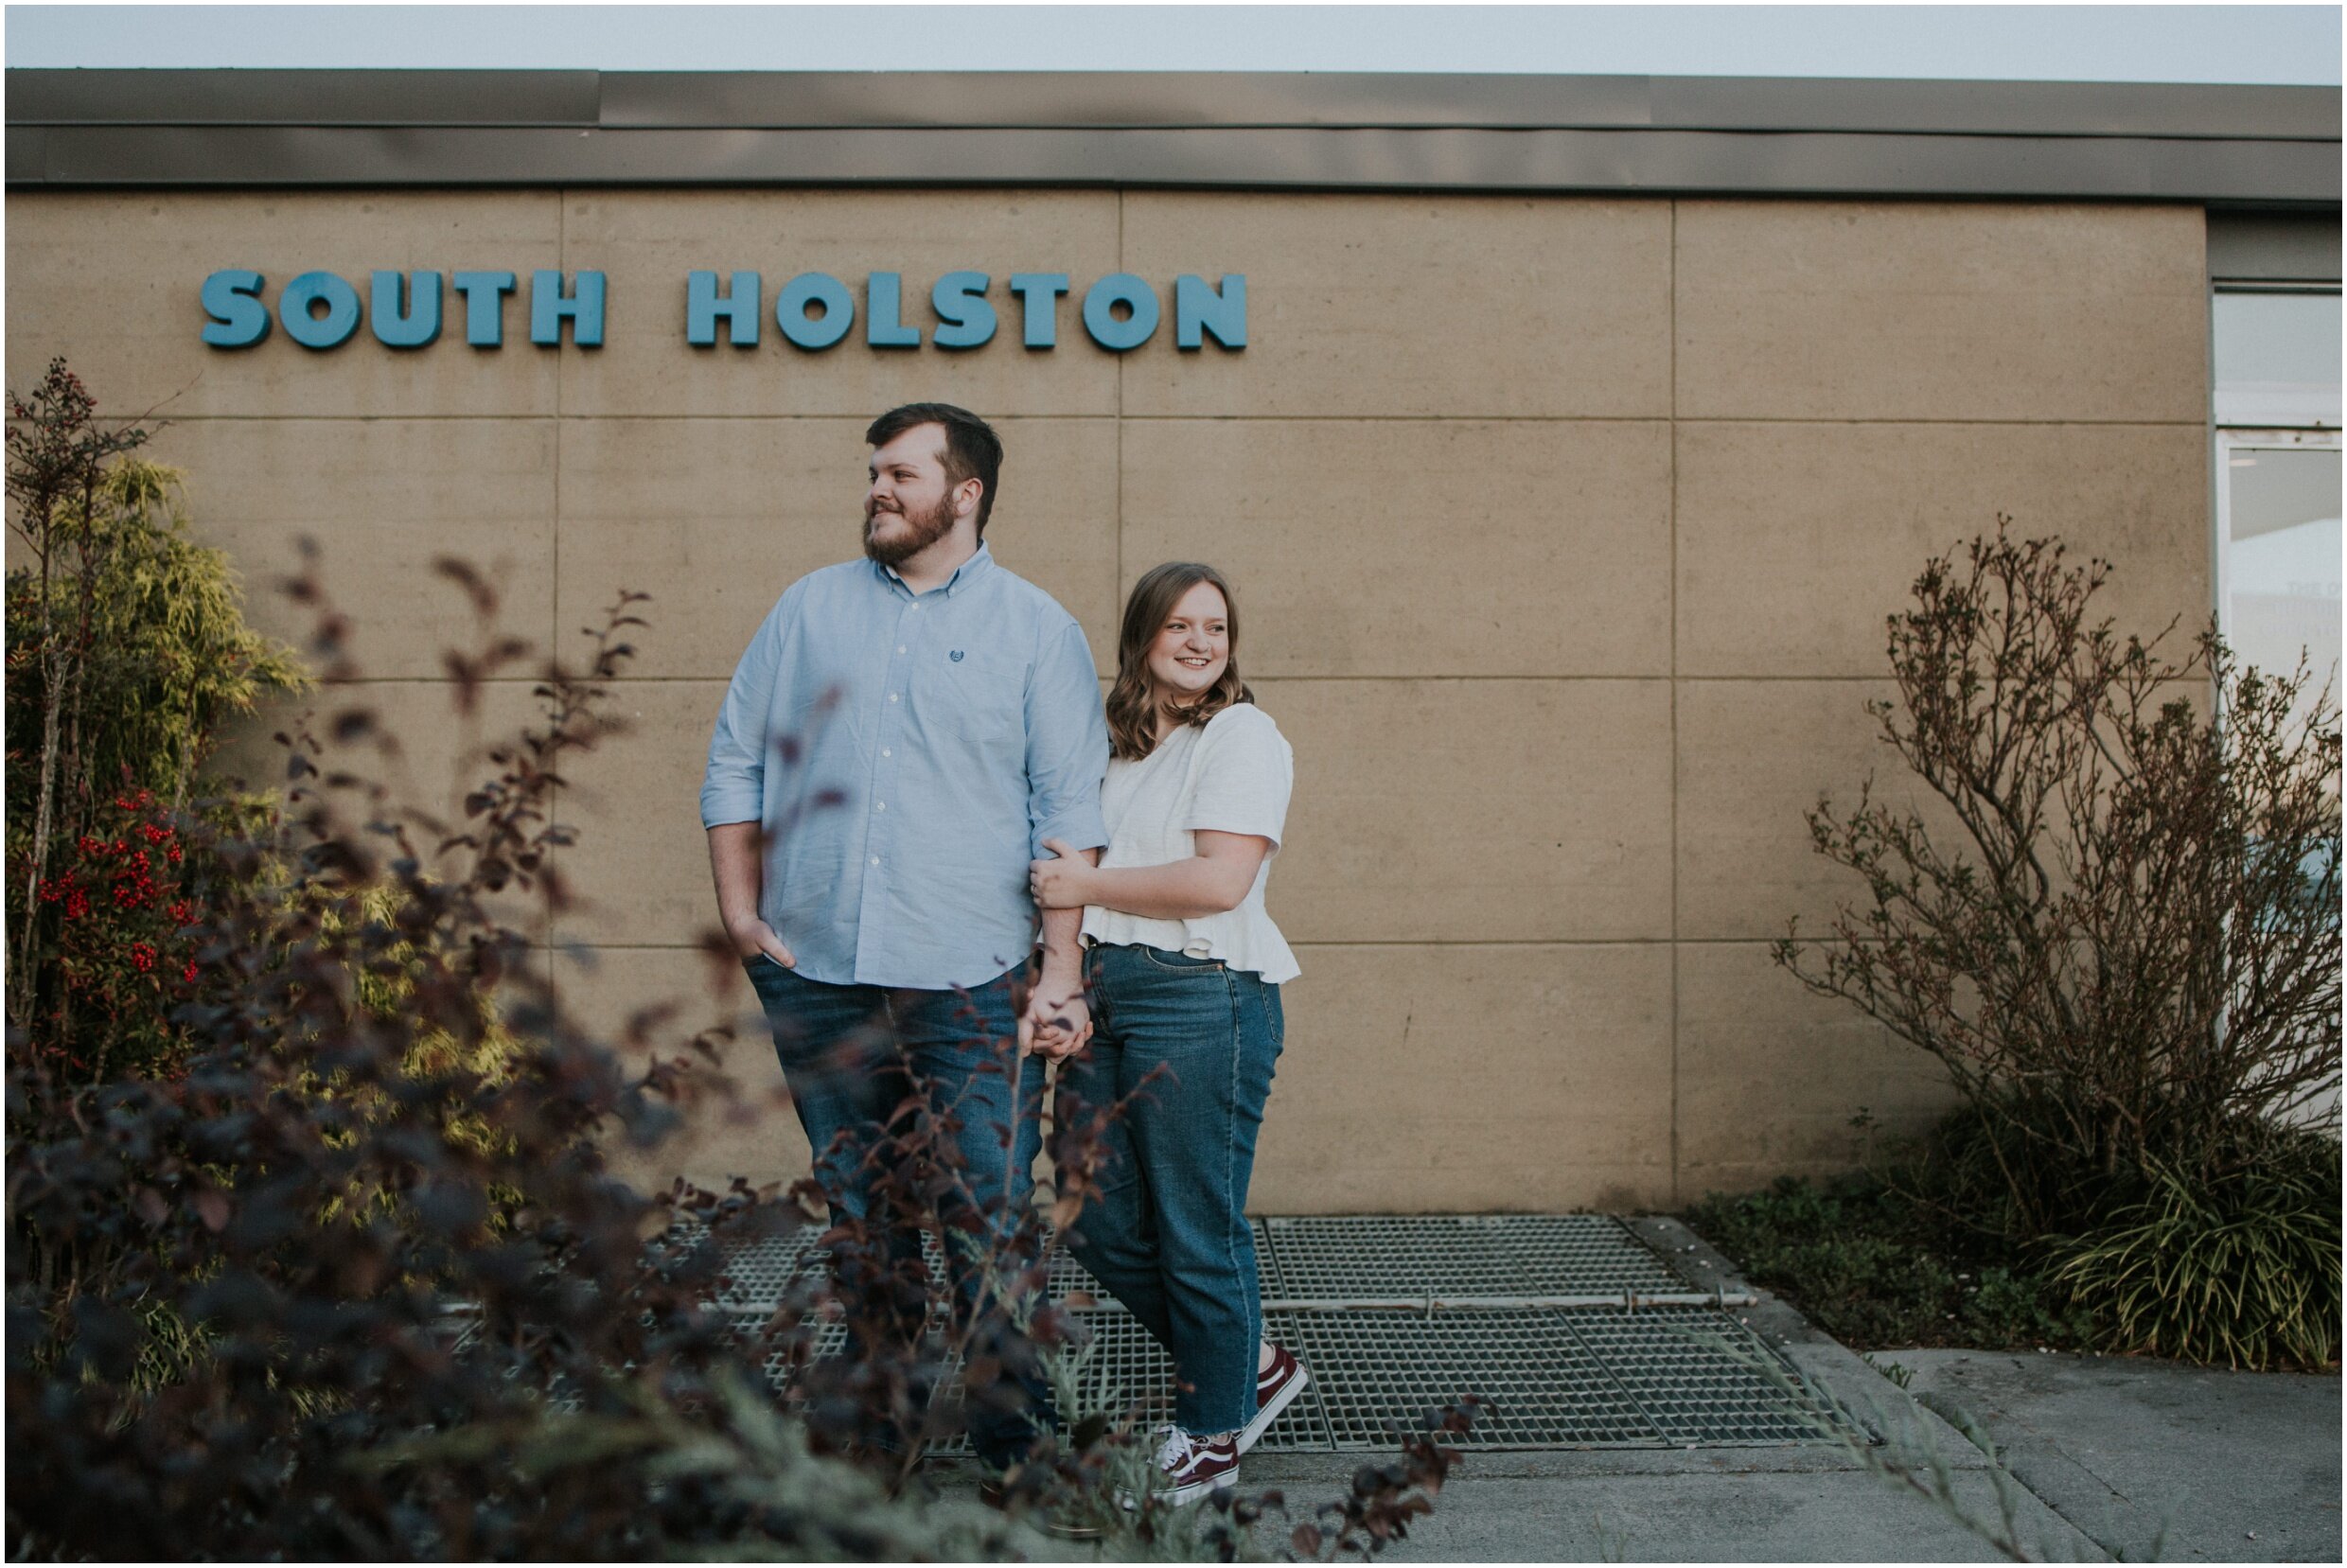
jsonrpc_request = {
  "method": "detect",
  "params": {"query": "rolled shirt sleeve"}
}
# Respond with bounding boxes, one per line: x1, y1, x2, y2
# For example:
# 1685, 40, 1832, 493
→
1024, 617, 1111, 858
700, 593, 786, 829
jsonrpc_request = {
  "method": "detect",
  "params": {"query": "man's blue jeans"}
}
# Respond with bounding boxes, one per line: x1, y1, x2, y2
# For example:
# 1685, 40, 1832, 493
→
1057, 943, 1284, 1436
741, 956, 1050, 1469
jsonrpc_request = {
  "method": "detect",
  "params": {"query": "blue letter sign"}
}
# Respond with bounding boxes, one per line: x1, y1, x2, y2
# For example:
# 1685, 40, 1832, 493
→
1082, 273, 1159, 352
203, 267, 1249, 358
777, 272, 855, 350
531, 270, 606, 347
1174, 273, 1246, 350
450, 271, 516, 346
930, 272, 997, 350
1007, 273, 1069, 348
371, 271, 442, 349
686, 270, 762, 347
865, 273, 922, 349
279, 271, 362, 350
200, 270, 271, 347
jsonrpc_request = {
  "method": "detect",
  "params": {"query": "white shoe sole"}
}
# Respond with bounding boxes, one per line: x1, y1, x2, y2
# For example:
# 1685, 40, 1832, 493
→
1117, 1471, 1237, 1511
1236, 1361, 1310, 1454
1161, 1467, 1240, 1507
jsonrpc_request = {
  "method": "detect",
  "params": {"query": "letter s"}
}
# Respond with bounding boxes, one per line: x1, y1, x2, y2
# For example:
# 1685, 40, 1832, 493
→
201, 270, 271, 347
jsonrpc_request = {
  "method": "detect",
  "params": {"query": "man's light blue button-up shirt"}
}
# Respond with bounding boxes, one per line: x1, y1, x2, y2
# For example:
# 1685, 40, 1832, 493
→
700, 544, 1110, 990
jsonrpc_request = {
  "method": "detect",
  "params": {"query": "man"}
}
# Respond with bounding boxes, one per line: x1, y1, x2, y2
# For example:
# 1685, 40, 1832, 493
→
699, 402, 1108, 1475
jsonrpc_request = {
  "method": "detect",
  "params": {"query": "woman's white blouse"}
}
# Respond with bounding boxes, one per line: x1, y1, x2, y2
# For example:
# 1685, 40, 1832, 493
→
1079, 702, 1300, 983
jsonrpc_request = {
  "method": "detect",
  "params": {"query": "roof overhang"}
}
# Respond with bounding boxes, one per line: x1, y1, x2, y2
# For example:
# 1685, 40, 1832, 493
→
7, 69, 2338, 206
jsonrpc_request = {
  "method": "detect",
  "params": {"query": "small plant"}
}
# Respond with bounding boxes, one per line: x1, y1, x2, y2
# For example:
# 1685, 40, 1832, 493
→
2050, 1134, 2342, 1370
1864, 1354, 1915, 1390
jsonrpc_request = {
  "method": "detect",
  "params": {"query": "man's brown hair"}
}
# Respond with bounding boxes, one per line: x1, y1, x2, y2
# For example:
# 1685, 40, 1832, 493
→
864, 402, 1004, 537
1106, 561, 1254, 762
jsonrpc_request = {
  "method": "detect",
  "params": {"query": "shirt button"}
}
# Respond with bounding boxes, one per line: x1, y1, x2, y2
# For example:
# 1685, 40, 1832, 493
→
869, 855, 879, 867
897, 644, 907, 654
889, 692, 899, 703
881, 748, 891, 758
909, 603, 922, 611
874, 802, 886, 812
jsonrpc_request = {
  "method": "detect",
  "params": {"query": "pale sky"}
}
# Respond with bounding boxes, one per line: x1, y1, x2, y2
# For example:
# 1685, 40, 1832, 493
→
4, 4, 2339, 82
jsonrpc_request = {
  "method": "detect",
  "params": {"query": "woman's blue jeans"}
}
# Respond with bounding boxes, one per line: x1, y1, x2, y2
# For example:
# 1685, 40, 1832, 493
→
1057, 943, 1284, 1436
741, 956, 1050, 1470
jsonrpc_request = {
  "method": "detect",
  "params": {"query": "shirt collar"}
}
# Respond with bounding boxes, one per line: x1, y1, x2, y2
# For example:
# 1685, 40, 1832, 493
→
880, 540, 995, 599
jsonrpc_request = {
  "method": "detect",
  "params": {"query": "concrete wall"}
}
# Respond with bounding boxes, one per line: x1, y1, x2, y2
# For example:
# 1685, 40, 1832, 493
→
5, 189, 2214, 1210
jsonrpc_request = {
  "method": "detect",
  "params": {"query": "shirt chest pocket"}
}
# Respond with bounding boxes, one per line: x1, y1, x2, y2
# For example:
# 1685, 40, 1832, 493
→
911, 645, 1026, 731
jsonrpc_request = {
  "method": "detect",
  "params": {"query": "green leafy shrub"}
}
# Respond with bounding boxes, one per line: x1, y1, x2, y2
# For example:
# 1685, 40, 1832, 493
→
2050, 1133, 2342, 1370
1685, 1167, 2096, 1352
7, 357, 305, 1084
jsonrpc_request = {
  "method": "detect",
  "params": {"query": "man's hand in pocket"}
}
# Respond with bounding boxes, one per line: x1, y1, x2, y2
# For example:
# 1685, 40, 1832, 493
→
729, 915, 796, 970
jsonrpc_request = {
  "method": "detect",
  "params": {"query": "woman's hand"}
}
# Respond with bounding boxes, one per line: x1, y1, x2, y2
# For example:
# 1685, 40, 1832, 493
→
1028, 837, 1097, 909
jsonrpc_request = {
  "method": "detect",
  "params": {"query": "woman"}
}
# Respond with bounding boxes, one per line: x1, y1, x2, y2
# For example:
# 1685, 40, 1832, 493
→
1028, 561, 1307, 1506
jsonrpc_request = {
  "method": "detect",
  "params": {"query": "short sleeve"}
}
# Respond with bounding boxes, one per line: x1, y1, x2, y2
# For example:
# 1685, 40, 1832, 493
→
1185, 705, 1292, 850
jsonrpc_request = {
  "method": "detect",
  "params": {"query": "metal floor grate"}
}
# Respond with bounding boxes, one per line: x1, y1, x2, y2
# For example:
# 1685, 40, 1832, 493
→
692, 1214, 1843, 1453
1261, 1214, 1685, 1301
1294, 1308, 1665, 1448
705, 1223, 1274, 1313
1562, 1309, 1827, 1445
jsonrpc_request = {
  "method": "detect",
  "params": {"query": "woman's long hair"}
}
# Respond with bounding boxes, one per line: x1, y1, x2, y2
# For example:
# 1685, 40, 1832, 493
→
1105, 561, 1254, 761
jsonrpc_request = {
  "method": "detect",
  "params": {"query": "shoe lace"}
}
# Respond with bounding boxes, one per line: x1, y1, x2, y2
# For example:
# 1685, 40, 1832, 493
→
1154, 1425, 1198, 1471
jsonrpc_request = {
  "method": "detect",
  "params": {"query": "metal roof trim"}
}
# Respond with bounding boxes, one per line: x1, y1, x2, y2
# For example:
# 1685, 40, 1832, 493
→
19, 123, 2338, 206
9, 68, 2338, 140
8, 69, 2337, 204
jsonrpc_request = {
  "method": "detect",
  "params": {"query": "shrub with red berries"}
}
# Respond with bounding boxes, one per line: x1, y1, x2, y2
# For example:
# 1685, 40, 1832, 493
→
25, 788, 210, 1078
6, 357, 303, 1085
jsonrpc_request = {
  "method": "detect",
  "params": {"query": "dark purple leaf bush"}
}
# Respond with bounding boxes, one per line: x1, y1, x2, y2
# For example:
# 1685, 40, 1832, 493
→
6, 362, 1471, 1559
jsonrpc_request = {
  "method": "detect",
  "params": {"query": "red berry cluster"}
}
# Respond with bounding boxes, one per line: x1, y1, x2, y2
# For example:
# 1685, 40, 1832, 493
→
34, 788, 206, 1014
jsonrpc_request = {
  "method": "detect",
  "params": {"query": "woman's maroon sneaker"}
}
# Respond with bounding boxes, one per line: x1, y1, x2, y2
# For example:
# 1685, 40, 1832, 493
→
1238, 1343, 1310, 1453
1152, 1426, 1241, 1506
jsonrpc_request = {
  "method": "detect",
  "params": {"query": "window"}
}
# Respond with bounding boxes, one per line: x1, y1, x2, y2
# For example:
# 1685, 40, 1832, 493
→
2212, 290, 2340, 731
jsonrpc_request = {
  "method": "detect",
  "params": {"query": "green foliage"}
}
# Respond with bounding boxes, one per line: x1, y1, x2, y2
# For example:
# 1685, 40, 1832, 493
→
1862, 1355, 1915, 1390
5, 457, 306, 808
363, 1371, 1015, 1560
2049, 1134, 2342, 1371
1685, 1164, 2096, 1353
1690, 1116, 2341, 1369
7, 358, 306, 1084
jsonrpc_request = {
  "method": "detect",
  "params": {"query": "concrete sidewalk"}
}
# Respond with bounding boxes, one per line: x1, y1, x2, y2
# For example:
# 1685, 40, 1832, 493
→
1886, 1348, 2340, 1563
1243, 1347, 2340, 1562
951, 1216, 2342, 1561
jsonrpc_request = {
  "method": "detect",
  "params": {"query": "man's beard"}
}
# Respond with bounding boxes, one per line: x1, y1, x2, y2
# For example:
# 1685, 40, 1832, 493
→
862, 491, 958, 568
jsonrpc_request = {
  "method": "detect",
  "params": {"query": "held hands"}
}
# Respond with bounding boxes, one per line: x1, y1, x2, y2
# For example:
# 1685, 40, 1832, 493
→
1018, 978, 1092, 1061
1023, 837, 1095, 1058
1028, 837, 1097, 910
728, 914, 796, 970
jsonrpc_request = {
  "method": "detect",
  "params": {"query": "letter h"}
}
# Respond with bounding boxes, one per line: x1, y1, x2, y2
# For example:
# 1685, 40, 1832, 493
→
687, 270, 762, 347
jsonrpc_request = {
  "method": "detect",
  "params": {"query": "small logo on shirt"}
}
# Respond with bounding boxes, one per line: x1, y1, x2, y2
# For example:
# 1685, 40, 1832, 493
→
949, 649, 965, 661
